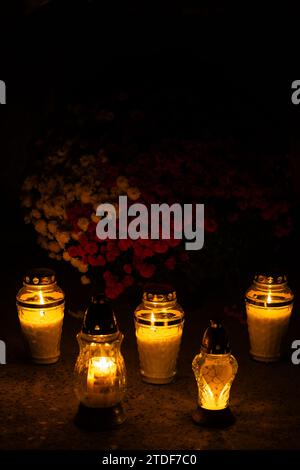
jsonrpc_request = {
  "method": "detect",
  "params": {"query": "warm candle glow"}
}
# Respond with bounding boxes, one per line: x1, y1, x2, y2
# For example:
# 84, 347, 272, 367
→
192, 320, 238, 415
88, 357, 117, 385
245, 274, 294, 362
136, 323, 183, 383
16, 269, 65, 364
84, 356, 120, 408
194, 355, 235, 410
134, 285, 185, 384
246, 303, 292, 361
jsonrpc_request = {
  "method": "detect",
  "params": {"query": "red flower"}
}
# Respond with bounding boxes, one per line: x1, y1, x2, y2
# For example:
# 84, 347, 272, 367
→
142, 248, 154, 258
103, 270, 113, 281
138, 263, 156, 278
68, 245, 85, 258
123, 263, 132, 274
274, 226, 291, 238
123, 275, 134, 287
106, 249, 121, 263
167, 237, 181, 248
88, 254, 106, 267
133, 243, 144, 257
204, 218, 218, 233
105, 286, 119, 300
88, 222, 97, 235
68, 246, 79, 258
79, 234, 89, 247
153, 241, 169, 254
118, 239, 132, 251
85, 242, 98, 255
106, 240, 118, 252
165, 256, 176, 270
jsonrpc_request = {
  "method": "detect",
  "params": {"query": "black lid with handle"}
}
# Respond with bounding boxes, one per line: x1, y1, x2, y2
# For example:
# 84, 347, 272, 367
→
201, 319, 231, 354
82, 293, 119, 336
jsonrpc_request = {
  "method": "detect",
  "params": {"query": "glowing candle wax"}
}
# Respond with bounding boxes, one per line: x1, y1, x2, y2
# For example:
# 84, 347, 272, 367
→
84, 356, 119, 408
245, 274, 294, 362
134, 285, 184, 384
192, 320, 238, 427
136, 315, 183, 383
74, 294, 126, 423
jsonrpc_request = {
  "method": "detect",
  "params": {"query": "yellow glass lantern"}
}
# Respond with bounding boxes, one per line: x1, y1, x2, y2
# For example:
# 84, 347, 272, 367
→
245, 273, 294, 362
192, 319, 238, 427
16, 268, 65, 364
134, 284, 185, 384
74, 294, 126, 428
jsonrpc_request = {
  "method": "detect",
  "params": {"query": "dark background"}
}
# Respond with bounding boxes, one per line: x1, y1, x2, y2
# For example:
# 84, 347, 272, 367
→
1, 2, 299, 289
1, 1, 300, 458
0, 1, 298, 264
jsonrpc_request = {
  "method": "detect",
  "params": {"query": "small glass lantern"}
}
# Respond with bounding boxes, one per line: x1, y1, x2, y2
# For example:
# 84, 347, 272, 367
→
74, 294, 126, 428
134, 284, 184, 384
245, 273, 294, 362
192, 319, 238, 427
16, 268, 65, 364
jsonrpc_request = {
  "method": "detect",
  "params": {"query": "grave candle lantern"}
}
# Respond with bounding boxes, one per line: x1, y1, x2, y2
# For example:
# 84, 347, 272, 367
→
134, 284, 184, 384
16, 268, 64, 364
192, 319, 238, 427
245, 273, 294, 362
74, 294, 126, 428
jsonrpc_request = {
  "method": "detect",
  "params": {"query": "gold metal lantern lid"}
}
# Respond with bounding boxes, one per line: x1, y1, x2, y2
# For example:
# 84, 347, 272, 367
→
253, 273, 288, 286
23, 268, 56, 286
17, 268, 64, 309
142, 283, 177, 303
245, 272, 294, 308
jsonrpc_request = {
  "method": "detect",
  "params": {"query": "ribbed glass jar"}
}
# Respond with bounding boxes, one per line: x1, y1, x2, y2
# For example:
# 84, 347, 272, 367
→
134, 284, 185, 384
245, 274, 294, 362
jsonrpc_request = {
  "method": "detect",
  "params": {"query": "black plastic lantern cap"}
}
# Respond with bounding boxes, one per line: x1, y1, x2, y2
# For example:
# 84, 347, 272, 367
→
82, 294, 119, 336
201, 319, 231, 354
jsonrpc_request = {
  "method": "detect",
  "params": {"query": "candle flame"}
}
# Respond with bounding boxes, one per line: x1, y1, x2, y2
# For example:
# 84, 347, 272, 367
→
92, 357, 117, 375
267, 293, 272, 303
39, 290, 44, 305
38, 290, 46, 317
150, 312, 155, 325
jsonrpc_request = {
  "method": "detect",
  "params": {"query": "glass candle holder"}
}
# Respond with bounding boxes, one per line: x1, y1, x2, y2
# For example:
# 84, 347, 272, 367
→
16, 268, 65, 364
74, 294, 126, 426
134, 284, 185, 384
245, 274, 294, 362
192, 319, 238, 426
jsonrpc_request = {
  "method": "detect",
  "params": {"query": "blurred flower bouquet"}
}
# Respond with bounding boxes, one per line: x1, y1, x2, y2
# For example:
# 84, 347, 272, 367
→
21, 98, 295, 299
